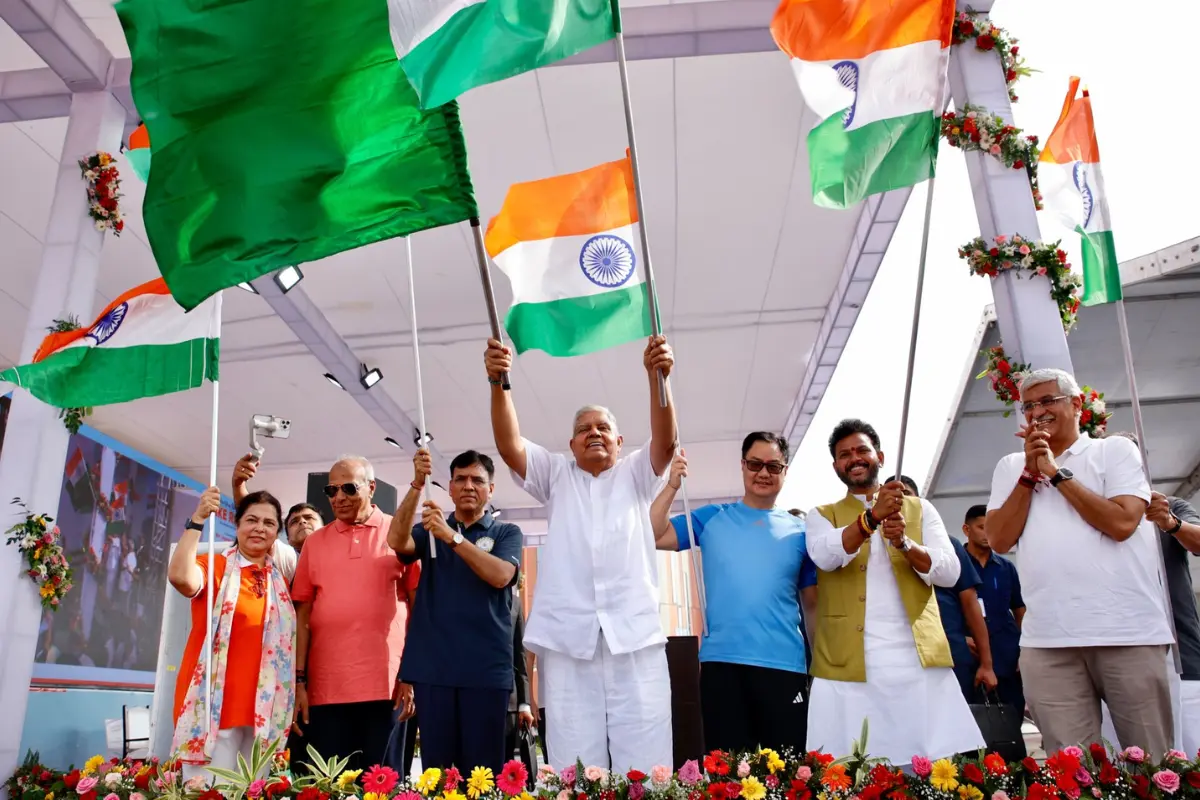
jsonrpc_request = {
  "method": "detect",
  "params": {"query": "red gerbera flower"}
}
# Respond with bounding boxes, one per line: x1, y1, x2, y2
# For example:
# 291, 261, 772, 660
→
704, 752, 731, 776
983, 754, 1007, 775
498, 761, 529, 796
362, 766, 399, 795
445, 767, 463, 791
963, 764, 984, 784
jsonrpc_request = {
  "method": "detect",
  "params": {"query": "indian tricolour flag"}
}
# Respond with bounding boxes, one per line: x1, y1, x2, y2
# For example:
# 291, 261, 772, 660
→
0, 278, 220, 409
390, 0, 616, 110
1039, 76, 1121, 306
771, 0, 954, 209
485, 155, 652, 357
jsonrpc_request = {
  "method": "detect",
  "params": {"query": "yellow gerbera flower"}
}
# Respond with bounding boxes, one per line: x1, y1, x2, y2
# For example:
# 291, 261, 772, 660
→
740, 776, 766, 800
336, 770, 363, 791
519, 793, 535, 800
929, 760, 959, 792
45, 792, 55, 800
416, 769, 443, 795
444, 791, 467, 800
365, 793, 387, 800
467, 767, 495, 799
759, 749, 785, 775
959, 786, 984, 800
82, 756, 105, 776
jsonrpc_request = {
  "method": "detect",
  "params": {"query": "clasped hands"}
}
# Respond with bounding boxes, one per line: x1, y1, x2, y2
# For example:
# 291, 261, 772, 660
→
1017, 423, 1059, 479
870, 481, 908, 549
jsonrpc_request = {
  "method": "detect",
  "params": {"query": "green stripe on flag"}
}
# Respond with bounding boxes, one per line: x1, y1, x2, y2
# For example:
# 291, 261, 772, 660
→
402, 0, 616, 110
504, 284, 652, 357
807, 110, 939, 210
116, 0, 478, 310
0, 339, 219, 409
1078, 228, 1122, 306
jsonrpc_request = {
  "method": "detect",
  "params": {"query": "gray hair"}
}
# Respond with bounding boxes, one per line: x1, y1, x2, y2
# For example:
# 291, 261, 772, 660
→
1019, 368, 1082, 398
333, 454, 375, 482
573, 405, 619, 435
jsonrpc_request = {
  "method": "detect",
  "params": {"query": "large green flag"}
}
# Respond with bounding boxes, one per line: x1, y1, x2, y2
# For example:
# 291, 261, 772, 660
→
117, 0, 479, 310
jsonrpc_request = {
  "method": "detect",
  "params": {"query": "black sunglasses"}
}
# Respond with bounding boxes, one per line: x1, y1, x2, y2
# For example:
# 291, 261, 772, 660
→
743, 458, 786, 475
323, 482, 363, 498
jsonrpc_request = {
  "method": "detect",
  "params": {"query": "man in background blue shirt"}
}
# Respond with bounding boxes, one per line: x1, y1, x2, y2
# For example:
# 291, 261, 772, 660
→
963, 504, 1026, 710
650, 432, 817, 753
899, 478, 997, 701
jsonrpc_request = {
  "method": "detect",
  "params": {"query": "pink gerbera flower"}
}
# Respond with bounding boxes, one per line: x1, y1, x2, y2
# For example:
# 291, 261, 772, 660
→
363, 766, 400, 795
497, 761, 529, 796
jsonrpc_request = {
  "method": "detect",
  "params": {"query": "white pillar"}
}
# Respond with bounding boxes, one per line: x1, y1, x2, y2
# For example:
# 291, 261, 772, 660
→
948, 2, 1073, 373
0, 90, 125, 780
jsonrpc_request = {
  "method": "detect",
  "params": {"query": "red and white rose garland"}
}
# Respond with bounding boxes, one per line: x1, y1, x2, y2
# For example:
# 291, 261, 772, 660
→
958, 234, 1082, 331
5, 499, 73, 611
1078, 385, 1112, 438
940, 106, 1043, 210
977, 346, 1030, 414
952, 10, 1032, 102
78, 152, 125, 236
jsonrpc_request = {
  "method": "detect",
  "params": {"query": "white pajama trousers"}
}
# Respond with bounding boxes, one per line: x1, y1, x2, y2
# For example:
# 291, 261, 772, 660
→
542, 634, 673, 773
181, 726, 261, 785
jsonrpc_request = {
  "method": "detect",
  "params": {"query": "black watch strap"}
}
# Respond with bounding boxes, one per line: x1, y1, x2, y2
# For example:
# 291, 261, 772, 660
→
186, 518, 205, 531
1166, 517, 1184, 535
1050, 468, 1073, 487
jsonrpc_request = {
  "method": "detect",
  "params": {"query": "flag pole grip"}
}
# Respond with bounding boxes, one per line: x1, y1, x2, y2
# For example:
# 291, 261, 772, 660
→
471, 219, 510, 391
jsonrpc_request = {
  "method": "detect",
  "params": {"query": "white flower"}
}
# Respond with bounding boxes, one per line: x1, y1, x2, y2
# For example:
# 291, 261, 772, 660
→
95, 221, 106, 231
84, 170, 97, 181
104, 772, 123, 787
1092, 399, 1106, 413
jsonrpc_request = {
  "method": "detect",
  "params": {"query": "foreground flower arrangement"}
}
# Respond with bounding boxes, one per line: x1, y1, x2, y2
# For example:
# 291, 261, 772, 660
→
1077, 386, 1112, 438
957, 235, 1082, 332
5, 499, 73, 610
8, 738, 1200, 800
978, 346, 1031, 414
952, 10, 1032, 102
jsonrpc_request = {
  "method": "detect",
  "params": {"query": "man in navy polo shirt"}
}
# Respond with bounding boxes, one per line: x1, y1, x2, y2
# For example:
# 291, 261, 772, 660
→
388, 448, 523, 774
962, 504, 1026, 711
650, 432, 817, 752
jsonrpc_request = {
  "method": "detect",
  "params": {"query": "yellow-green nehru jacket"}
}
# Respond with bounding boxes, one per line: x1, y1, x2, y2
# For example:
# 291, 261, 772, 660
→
809, 494, 952, 682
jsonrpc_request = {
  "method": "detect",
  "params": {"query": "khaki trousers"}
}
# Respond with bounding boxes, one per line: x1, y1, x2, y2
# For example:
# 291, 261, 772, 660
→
1022, 645, 1173, 756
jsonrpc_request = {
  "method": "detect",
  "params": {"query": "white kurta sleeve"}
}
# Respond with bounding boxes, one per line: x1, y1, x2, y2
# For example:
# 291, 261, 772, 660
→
916, 499, 960, 588
513, 438, 561, 505
804, 505, 860, 571
629, 443, 669, 503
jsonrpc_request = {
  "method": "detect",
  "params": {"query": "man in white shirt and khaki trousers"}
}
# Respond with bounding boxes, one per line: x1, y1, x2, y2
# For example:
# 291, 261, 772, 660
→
986, 368, 1174, 756
484, 335, 678, 773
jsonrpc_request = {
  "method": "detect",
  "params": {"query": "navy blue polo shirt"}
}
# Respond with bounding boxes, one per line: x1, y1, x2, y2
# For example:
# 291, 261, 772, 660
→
968, 549, 1024, 677
399, 511, 524, 690
934, 538, 982, 668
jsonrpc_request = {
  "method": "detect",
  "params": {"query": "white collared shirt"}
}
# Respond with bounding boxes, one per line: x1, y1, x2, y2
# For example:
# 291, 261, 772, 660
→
515, 438, 667, 659
987, 434, 1172, 647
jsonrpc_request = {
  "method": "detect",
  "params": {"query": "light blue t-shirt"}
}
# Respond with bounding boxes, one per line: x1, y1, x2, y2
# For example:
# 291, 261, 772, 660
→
672, 502, 818, 673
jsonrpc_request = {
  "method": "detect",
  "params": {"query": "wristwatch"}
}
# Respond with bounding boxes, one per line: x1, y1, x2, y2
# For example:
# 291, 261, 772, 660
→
186, 519, 205, 531
1050, 467, 1074, 487
896, 537, 912, 553
1165, 516, 1184, 535
451, 532, 464, 548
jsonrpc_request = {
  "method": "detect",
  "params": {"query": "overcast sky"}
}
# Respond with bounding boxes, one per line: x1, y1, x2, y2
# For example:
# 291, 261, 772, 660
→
776, 0, 1200, 512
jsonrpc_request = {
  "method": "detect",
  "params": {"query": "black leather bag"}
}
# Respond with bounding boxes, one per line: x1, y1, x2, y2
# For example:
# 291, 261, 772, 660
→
970, 692, 1027, 762
517, 724, 538, 787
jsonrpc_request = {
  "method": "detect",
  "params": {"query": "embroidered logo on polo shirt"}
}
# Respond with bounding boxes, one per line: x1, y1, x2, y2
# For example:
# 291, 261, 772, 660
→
477, 536, 495, 553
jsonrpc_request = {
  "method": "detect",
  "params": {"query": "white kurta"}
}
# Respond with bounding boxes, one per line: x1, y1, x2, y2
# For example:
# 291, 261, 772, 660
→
805, 495, 985, 762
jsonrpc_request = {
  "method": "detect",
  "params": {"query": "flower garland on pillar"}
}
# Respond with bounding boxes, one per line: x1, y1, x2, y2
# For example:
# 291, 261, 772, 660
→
952, 10, 1031, 102
940, 106, 1043, 210
47, 317, 93, 434
79, 152, 125, 236
5, 500, 73, 610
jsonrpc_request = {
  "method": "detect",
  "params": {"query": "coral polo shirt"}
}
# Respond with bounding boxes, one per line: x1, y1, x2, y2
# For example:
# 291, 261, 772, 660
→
291, 506, 417, 706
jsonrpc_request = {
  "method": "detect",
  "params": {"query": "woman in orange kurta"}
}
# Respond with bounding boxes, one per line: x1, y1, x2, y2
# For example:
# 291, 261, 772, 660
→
167, 487, 296, 782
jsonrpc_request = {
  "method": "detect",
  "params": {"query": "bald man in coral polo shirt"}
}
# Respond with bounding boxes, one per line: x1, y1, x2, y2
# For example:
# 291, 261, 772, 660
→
292, 455, 418, 771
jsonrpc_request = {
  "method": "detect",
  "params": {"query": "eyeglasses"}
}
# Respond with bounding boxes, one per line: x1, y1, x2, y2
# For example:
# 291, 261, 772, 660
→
323, 482, 363, 498
1020, 396, 1069, 414
743, 459, 786, 475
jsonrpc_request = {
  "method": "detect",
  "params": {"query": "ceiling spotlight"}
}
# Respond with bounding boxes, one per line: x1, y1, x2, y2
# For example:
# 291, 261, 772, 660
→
323, 373, 345, 390
360, 364, 383, 390
273, 266, 304, 293
383, 436, 402, 448
237, 282, 258, 294
413, 430, 434, 447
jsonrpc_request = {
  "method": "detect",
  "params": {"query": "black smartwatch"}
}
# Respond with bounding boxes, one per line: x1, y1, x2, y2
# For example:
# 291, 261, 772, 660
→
1165, 517, 1184, 535
185, 518, 205, 531
1049, 468, 1074, 488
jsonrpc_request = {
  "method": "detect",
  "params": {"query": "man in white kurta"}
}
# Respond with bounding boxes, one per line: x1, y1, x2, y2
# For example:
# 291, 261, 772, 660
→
805, 419, 984, 763
484, 335, 678, 772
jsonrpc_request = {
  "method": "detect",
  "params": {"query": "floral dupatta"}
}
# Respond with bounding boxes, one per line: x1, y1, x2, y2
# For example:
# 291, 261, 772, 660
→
173, 548, 296, 763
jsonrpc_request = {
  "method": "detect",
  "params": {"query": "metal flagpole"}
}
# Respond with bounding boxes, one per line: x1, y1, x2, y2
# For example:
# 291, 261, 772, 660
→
890, 177, 936, 483
406, 237, 436, 559
470, 219, 511, 391
204, 375, 219, 733
612, 0, 667, 408
679, 470, 708, 636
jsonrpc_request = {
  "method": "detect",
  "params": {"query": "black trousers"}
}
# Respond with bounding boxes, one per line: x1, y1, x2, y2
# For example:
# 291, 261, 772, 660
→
412, 683, 510, 775
700, 662, 809, 753
538, 708, 547, 760
305, 700, 395, 772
